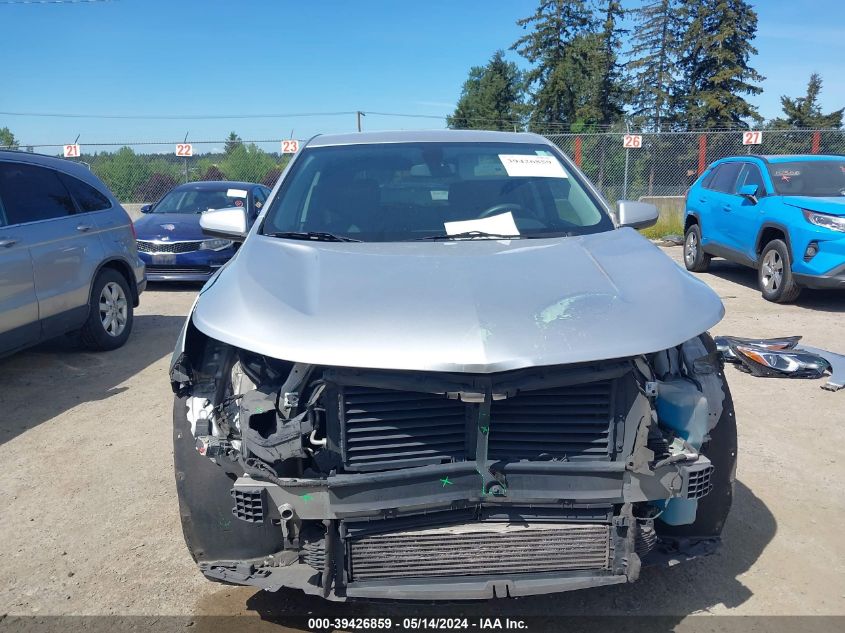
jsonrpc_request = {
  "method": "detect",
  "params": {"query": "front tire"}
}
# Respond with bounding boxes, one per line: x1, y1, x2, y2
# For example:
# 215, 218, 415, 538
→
80, 269, 134, 351
758, 239, 801, 303
684, 224, 710, 272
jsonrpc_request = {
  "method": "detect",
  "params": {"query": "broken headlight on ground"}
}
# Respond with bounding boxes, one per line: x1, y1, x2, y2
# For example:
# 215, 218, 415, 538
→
715, 335, 845, 390
169, 326, 736, 601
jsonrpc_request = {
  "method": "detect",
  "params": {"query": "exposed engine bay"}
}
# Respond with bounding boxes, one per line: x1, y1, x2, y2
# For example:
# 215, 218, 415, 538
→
170, 323, 735, 600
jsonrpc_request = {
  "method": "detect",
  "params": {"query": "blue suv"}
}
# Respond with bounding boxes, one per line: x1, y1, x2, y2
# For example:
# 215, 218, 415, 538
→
684, 155, 845, 302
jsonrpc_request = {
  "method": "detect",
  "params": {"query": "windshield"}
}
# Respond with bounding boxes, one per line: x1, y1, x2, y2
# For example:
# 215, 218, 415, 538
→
152, 187, 248, 214
767, 160, 845, 197
261, 142, 613, 242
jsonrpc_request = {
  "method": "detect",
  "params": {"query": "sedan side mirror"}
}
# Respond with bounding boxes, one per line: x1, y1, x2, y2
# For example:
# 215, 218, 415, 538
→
140, 204, 152, 214
616, 200, 659, 230
739, 183, 759, 204
200, 206, 248, 241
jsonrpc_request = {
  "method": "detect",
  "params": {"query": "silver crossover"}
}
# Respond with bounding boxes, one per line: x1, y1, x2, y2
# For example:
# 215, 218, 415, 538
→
170, 130, 735, 601
0, 151, 145, 356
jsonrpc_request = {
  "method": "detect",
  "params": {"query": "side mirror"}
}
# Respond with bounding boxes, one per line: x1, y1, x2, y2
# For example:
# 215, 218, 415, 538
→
200, 206, 248, 241
616, 200, 659, 230
739, 183, 759, 204
140, 204, 152, 214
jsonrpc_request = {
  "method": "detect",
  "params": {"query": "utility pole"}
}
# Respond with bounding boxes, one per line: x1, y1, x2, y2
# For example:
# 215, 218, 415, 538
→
183, 131, 189, 183
356, 111, 365, 132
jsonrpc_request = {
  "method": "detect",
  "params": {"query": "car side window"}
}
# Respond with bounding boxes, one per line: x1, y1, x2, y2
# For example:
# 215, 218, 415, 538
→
701, 166, 720, 189
0, 161, 76, 225
708, 163, 743, 194
58, 172, 112, 212
735, 164, 767, 196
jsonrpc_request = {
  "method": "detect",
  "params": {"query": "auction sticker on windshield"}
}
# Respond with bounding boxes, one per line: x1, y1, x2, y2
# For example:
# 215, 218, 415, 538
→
498, 154, 567, 178
227, 188, 248, 198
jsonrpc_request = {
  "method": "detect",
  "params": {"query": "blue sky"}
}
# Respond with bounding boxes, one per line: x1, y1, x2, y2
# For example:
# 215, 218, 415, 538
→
1, 0, 843, 146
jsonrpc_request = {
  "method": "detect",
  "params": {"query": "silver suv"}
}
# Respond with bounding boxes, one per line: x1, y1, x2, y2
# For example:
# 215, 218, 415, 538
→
0, 151, 145, 356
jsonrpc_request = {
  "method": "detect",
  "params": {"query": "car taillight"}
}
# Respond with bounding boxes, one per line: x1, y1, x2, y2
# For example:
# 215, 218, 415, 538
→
130, 221, 137, 240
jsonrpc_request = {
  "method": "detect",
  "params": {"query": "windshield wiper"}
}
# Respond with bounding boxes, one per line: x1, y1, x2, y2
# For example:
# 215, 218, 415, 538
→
412, 231, 524, 241
265, 231, 362, 243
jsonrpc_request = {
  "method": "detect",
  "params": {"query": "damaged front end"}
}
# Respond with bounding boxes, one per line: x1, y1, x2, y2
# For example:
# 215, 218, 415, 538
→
170, 317, 736, 601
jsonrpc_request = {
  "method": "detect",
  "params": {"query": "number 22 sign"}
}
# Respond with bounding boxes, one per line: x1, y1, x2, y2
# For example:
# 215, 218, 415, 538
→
281, 139, 299, 154
742, 131, 762, 145
175, 143, 193, 157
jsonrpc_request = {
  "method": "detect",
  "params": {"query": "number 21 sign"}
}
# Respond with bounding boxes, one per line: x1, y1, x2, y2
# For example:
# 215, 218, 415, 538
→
63, 144, 80, 158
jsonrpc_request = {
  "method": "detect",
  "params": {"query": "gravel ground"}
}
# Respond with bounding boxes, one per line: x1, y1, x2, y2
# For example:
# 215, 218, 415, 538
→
1, 247, 843, 626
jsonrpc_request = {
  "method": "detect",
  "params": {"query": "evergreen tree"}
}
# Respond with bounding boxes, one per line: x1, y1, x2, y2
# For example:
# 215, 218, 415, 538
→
771, 73, 843, 129
224, 131, 242, 155
511, 0, 594, 128
580, 1, 627, 126
675, 0, 765, 129
627, 0, 682, 131
447, 50, 525, 130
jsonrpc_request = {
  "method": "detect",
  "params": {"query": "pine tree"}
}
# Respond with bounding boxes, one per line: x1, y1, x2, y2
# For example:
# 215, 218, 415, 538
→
627, 0, 682, 132
511, 0, 594, 128
447, 51, 525, 131
583, 1, 627, 126
224, 131, 242, 155
675, 0, 765, 129
771, 74, 843, 129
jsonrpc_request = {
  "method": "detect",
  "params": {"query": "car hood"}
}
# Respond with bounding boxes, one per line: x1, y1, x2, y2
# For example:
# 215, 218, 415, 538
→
134, 213, 205, 241
782, 196, 845, 216
191, 228, 724, 373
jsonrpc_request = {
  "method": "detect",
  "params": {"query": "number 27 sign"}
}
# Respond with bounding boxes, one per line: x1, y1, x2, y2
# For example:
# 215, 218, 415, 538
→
742, 131, 762, 145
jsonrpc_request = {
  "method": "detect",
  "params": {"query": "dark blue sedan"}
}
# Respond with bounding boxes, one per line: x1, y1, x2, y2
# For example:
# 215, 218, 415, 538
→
134, 181, 271, 282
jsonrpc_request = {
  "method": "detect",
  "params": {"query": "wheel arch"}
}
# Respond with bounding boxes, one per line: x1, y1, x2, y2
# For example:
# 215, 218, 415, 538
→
684, 212, 701, 233
755, 223, 794, 262
89, 257, 140, 309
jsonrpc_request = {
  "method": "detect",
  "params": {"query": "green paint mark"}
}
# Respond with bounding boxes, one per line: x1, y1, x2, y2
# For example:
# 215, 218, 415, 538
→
480, 425, 489, 435
301, 494, 313, 502
440, 477, 454, 487
256, 407, 264, 414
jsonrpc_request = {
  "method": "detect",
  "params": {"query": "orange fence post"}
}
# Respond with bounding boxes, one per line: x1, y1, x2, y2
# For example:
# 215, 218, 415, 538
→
574, 136, 583, 167
811, 131, 821, 154
697, 134, 707, 175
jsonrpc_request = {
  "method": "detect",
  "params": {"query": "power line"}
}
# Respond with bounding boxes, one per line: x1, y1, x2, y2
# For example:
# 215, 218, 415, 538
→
0, 0, 114, 5
0, 110, 358, 120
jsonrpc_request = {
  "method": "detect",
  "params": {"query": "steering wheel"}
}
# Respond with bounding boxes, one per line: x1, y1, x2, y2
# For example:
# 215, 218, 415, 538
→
478, 203, 527, 219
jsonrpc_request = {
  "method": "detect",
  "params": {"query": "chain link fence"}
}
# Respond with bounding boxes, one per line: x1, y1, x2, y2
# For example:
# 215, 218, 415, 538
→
7, 129, 844, 227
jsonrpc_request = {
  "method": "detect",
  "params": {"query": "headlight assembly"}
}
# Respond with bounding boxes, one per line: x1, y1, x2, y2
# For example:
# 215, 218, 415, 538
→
200, 238, 234, 251
802, 209, 845, 233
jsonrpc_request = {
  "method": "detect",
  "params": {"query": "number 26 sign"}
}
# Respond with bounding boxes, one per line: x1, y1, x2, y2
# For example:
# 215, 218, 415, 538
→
622, 134, 643, 149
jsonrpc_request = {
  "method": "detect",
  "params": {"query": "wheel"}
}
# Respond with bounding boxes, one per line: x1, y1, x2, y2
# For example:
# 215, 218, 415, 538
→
684, 224, 710, 272
758, 239, 801, 303
80, 269, 134, 350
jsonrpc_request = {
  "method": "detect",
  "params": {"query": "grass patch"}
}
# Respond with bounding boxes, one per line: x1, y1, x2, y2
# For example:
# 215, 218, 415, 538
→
639, 213, 684, 240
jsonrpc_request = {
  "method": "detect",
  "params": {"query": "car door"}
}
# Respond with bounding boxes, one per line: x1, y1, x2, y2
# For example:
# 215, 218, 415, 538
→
0, 161, 106, 339
0, 172, 39, 354
705, 162, 744, 253
728, 162, 770, 261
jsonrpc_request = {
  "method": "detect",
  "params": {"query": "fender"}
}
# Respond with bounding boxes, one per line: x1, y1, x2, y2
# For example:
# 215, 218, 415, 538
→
755, 221, 794, 263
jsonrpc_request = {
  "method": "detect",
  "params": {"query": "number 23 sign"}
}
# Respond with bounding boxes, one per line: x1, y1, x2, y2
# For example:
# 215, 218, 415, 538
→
281, 139, 299, 154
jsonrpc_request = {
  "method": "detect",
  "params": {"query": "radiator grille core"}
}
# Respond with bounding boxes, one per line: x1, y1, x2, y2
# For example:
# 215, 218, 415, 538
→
348, 522, 611, 581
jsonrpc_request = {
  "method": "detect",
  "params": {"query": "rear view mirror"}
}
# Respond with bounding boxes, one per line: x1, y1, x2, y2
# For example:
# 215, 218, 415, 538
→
200, 206, 248, 241
739, 183, 759, 204
616, 200, 659, 230
140, 204, 152, 214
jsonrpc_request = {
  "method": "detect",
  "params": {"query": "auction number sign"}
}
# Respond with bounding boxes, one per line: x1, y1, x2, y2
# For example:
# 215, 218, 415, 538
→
63, 144, 81, 158
176, 143, 193, 157
623, 134, 643, 149
742, 131, 763, 145
281, 139, 299, 154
